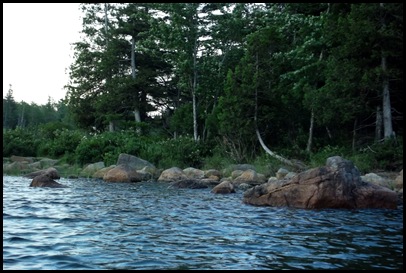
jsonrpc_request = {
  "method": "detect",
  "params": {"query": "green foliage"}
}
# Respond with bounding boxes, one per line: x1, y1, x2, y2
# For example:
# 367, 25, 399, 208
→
37, 129, 85, 160
3, 3, 403, 177
3, 128, 40, 157
37, 121, 73, 140
169, 103, 193, 136
309, 145, 350, 168
142, 136, 211, 169
251, 152, 281, 178
3, 85, 18, 130
353, 138, 403, 172
74, 132, 124, 165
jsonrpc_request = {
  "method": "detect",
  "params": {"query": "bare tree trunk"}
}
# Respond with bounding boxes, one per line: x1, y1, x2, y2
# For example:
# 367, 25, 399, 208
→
325, 126, 332, 139
192, 32, 199, 142
306, 109, 314, 153
104, 3, 109, 45
109, 121, 115, 132
131, 37, 141, 124
375, 106, 383, 142
382, 56, 393, 139
380, 3, 394, 140
256, 128, 303, 169
352, 118, 357, 152
105, 3, 115, 132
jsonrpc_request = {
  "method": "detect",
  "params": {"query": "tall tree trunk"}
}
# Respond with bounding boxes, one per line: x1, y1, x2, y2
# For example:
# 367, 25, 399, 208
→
382, 55, 393, 139
380, 3, 394, 140
131, 36, 141, 124
105, 3, 115, 132
306, 109, 314, 153
375, 106, 383, 142
325, 126, 332, 139
109, 121, 115, 132
104, 3, 108, 46
192, 32, 199, 142
18, 103, 25, 128
352, 118, 357, 152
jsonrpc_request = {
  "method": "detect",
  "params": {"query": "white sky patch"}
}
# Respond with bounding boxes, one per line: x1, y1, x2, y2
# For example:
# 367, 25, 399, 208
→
3, 3, 83, 105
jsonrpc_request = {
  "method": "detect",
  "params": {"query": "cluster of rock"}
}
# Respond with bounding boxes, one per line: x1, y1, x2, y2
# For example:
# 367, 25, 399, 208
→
3, 155, 60, 173
4, 153, 403, 210
243, 156, 400, 209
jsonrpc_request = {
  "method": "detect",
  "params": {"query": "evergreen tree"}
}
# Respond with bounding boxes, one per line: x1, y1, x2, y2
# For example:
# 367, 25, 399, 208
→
3, 84, 18, 129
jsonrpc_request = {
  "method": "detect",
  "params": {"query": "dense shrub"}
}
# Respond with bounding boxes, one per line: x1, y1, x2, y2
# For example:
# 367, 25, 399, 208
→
37, 121, 73, 140
37, 129, 85, 159
140, 136, 212, 169
74, 132, 123, 165
351, 138, 403, 172
309, 145, 350, 168
3, 127, 40, 157
3, 124, 402, 174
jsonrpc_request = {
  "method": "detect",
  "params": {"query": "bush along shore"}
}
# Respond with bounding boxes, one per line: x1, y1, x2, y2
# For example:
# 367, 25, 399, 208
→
3, 153, 403, 210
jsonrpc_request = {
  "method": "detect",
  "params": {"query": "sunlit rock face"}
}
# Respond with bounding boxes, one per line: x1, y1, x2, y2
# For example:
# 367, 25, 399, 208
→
243, 156, 398, 210
158, 167, 188, 182
211, 180, 235, 194
102, 154, 158, 182
103, 164, 148, 182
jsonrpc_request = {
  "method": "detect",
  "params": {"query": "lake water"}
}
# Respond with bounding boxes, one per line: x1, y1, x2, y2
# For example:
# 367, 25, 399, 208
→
3, 175, 403, 270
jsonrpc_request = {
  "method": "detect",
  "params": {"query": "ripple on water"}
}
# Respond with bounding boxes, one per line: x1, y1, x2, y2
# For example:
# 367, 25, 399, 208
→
3, 176, 404, 270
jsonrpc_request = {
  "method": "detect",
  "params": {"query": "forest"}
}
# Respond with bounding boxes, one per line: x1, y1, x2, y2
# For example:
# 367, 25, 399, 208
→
3, 3, 403, 173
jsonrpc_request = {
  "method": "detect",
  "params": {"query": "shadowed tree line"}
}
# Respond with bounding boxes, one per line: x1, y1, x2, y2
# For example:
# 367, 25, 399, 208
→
3, 3, 403, 171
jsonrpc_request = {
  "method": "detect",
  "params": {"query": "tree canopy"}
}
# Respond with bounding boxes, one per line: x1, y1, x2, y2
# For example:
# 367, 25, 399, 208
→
10, 2, 399, 164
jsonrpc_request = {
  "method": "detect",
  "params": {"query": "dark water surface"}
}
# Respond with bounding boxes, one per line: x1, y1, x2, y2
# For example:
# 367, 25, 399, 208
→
3, 175, 403, 270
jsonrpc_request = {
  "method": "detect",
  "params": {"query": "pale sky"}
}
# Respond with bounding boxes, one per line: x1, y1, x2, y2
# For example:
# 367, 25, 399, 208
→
3, 3, 83, 105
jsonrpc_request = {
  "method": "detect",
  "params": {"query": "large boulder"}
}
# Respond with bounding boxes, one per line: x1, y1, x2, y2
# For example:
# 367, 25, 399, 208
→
93, 165, 116, 179
158, 167, 188, 182
212, 180, 235, 194
102, 154, 157, 182
243, 156, 398, 209
394, 170, 403, 203
233, 169, 264, 186
361, 173, 394, 188
80, 162, 105, 177
103, 164, 148, 182
38, 158, 59, 168
116, 153, 155, 170
10, 155, 34, 163
30, 174, 67, 188
204, 169, 222, 179
394, 169, 403, 191
183, 167, 205, 179
4, 161, 31, 173
276, 168, 289, 180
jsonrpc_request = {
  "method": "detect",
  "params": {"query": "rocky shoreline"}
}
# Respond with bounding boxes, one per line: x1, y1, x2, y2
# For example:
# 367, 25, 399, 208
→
3, 153, 403, 209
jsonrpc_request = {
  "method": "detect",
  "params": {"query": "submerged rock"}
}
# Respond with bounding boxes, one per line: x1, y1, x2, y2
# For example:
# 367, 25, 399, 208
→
29, 174, 67, 188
